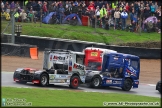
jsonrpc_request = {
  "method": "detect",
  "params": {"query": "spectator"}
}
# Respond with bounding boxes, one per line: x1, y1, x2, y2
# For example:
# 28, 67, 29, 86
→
100, 5, 107, 28
144, 6, 151, 19
27, 10, 34, 22
20, 10, 28, 22
58, 5, 65, 24
1, 1, 4, 12
72, 3, 78, 14
42, 2, 48, 17
78, 3, 82, 19
4, 1, 9, 11
95, 6, 100, 19
134, 1, 139, 15
125, 2, 130, 14
121, 8, 128, 30
114, 8, 121, 29
155, 19, 161, 33
10, 1, 15, 15
64, 5, 70, 17
14, 11, 20, 22
150, 3, 155, 16
154, 2, 159, 12
48, 3, 54, 13
15, 1, 20, 9
88, 1, 95, 11
130, 9, 135, 23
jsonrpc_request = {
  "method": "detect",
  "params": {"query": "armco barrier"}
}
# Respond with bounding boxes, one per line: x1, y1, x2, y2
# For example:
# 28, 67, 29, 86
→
1, 34, 161, 59
1, 43, 38, 58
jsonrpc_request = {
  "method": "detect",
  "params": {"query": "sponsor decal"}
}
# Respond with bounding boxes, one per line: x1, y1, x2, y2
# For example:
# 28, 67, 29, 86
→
73, 63, 84, 70
59, 75, 67, 78
91, 52, 98, 56
49, 55, 66, 61
53, 56, 65, 61
113, 81, 121, 84
114, 57, 118, 60
106, 80, 112, 84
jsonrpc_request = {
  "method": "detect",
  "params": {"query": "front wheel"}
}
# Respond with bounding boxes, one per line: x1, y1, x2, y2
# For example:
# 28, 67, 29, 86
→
40, 73, 48, 87
69, 76, 80, 89
122, 78, 132, 91
91, 76, 101, 88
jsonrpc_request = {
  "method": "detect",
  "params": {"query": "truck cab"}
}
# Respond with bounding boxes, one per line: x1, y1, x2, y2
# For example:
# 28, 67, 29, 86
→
43, 49, 86, 88
85, 52, 140, 91
83, 47, 117, 72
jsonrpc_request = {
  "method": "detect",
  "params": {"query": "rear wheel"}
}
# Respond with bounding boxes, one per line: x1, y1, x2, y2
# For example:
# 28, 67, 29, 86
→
69, 76, 80, 89
122, 78, 132, 91
91, 76, 101, 88
40, 74, 48, 87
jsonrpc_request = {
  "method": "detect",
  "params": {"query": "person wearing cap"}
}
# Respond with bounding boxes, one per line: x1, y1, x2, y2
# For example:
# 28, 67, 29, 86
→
121, 8, 128, 30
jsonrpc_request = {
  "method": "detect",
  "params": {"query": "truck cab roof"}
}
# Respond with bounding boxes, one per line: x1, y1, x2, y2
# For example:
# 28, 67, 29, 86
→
107, 52, 139, 59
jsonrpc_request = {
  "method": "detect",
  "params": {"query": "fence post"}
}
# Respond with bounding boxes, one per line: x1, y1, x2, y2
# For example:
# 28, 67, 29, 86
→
11, 11, 16, 44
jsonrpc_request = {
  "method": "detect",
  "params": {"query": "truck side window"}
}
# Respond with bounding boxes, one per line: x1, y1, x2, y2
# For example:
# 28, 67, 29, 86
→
130, 60, 138, 70
76, 54, 84, 65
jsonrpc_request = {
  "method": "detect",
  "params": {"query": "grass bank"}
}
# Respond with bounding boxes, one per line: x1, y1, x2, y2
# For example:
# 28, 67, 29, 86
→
2, 87, 161, 107
1, 21, 161, 45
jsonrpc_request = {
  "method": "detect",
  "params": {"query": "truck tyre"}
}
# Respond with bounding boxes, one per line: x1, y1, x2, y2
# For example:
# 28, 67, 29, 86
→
69, 76, 80, 89
122, 78, 132, 91
91, 76, 101, 88
40, 73, 48, 87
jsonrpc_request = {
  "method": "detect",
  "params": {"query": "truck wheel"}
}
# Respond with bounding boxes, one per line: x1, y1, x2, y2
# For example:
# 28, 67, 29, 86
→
122, 78, 132, 91
70, 76, 80, 89
91, 76, 101, 88
40, 74, 48, 87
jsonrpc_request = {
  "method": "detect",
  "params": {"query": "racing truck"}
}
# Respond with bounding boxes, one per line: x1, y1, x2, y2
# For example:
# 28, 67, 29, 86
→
13, 49, 86, 89
85, 52, 140, 91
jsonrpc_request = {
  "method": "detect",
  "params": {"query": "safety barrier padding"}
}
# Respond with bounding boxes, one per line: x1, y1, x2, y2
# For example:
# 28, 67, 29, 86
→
1, 34, 161, 59
1, 43, 38, 58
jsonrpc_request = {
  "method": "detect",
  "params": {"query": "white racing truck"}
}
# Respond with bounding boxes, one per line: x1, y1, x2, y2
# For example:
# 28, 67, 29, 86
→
13, 49, 86, 89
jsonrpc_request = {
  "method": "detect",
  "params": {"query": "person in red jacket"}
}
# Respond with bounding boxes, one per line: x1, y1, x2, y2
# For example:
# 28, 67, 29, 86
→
87, 1, 95, 12
43, 2, 48, 17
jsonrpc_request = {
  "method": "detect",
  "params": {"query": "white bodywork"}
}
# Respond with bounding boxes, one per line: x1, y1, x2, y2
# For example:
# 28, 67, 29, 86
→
43, 50, 86, 85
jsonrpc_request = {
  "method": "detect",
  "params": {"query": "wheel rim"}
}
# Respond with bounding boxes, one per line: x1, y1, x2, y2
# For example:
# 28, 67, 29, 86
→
41, 76, 47, 85
72, 78, 79, 87
93, 78, 100, 87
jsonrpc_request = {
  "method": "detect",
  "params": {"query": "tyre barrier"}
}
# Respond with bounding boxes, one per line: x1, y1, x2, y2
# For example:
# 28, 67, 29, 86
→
1, 34, 161, 59
1, 43, 38, 59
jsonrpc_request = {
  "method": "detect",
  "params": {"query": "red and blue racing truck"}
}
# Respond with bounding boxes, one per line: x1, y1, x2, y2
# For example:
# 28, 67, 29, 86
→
84, 48, 140, 91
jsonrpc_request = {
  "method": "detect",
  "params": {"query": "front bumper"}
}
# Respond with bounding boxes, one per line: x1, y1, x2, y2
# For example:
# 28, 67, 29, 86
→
13, 70, 40, 83
156, 81, 161, 90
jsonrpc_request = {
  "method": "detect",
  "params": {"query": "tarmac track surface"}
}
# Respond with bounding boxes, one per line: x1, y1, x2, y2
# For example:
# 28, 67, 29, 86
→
1, 72, 161, 98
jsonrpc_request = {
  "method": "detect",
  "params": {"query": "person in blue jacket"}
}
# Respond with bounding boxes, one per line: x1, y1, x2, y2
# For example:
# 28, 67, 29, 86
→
120, 8, 128, 30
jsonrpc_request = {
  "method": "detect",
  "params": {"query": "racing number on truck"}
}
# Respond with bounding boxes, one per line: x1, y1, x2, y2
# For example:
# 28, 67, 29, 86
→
91, 52, 98, 56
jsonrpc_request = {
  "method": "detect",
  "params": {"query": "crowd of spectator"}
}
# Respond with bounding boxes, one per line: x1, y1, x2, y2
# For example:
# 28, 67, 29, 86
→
1, 0, 161, 33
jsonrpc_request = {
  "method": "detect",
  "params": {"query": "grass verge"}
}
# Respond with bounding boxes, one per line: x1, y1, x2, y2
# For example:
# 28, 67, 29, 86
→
1, 21, 161, 45
2, 87, 161, 107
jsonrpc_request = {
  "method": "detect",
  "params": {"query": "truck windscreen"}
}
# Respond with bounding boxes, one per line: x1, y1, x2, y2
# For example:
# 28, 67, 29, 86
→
86, 61, 101, 71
